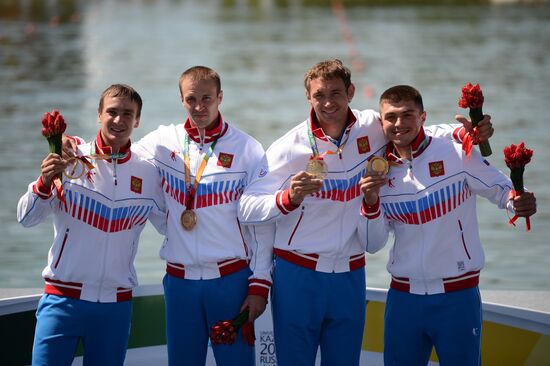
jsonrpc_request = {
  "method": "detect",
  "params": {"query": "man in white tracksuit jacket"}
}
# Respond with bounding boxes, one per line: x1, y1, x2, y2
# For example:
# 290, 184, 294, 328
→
134, 66, 272, 366
360, 85, 537, 366
238, 60, 494, 366
17, 84, 166, 366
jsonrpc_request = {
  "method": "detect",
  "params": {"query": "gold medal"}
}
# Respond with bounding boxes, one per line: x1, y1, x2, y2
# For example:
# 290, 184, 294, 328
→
368, 156, 389, 175
63, 158, 86, 179
306, 159, 328, 179
180, 209, 197, 231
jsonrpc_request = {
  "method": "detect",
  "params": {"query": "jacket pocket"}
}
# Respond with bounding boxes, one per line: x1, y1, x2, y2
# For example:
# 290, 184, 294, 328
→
287, 207, 305, 246
54, 228, 70, 269
457, 220, 471, 260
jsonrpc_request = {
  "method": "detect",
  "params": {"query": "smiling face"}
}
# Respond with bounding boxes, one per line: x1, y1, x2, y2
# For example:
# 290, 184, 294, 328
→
98, 95, 140, 152
306, 77, 355, 136
379, 99, 426, 155
180, 77, 223, 130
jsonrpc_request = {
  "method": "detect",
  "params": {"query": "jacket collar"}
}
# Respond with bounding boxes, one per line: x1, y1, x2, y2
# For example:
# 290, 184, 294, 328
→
385, 127, 431, 165
94, 132, 131, 164
184, 113, 228, 144
309, 107, 357, 142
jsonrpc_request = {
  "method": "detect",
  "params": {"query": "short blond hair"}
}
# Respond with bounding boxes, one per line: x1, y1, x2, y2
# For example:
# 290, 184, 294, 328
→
178, 66, 221, 95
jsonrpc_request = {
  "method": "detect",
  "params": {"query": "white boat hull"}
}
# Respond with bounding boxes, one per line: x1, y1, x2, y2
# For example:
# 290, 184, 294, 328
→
2, 285, 549, 365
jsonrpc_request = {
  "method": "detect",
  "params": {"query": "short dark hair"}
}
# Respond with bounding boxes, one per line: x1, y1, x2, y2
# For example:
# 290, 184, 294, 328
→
179, 66, 221, 95
304, 59, 352, 93
98, 84, 143, 117
379, 85, 424, 112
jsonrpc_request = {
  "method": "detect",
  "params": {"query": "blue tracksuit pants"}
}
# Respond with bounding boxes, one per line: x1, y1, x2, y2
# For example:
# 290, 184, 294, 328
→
271, 257, 366, 366
384, 286, 482, 366
32, 294, 132, 366
163, 267, 255, 366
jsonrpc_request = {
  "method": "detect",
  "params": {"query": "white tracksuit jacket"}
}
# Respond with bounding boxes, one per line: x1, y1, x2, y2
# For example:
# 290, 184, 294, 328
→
238, 108, 460, 273
17, 134, 166, 303
135, 116, 272, 297
361, 129, 514, 295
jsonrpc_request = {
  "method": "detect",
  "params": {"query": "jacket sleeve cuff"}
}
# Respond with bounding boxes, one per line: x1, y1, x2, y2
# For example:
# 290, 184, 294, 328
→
248, 278, 272, 298
453, 126, 466, 143
33, 176, 53, 199
361, 197, 380, 219
275, 189, 300, 215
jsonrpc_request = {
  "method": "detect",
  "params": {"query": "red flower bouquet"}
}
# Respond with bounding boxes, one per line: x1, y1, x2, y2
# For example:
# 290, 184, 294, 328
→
503, 142, 533, 231
41, 110, 67, 202
41, 110, 66, 154
458, 83, 492, 157
209, 309, 255, 347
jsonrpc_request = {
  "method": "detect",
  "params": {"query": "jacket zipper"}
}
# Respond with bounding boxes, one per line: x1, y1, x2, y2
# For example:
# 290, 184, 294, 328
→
410, 158, 428, 294
97, 166, 117, 301
288, 207, 304, 245
54, 228, 70, 269
195, 138, 205, 279
113, 159, 118, 186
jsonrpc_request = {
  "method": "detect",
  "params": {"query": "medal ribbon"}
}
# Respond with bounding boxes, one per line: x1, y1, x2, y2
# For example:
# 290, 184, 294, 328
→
88, 142, 128, 164
64, 142, 128, 179
183, 134, 219, 210
385, 130, 430, 166
306, 122, 349, 160
462, 129, 480, 160
52, 177, 66, 209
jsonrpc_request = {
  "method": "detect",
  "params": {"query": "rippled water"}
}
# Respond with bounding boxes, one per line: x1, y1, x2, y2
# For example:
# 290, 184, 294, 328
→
1, 0, 549, 290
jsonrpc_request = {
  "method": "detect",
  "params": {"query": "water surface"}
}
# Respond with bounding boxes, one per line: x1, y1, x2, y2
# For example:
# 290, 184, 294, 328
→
1, 0, 549, 290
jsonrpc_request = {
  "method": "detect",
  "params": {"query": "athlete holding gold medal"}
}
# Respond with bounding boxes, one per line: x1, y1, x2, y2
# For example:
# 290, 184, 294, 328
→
238, 59, 495, 366
132, 66, 271, 366
360, 85, 535, 366
18, 84, 167, 366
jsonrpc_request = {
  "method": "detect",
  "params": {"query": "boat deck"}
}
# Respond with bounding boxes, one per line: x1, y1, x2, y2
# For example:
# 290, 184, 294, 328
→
4, 287, 548, 313
2, 287, 549, 366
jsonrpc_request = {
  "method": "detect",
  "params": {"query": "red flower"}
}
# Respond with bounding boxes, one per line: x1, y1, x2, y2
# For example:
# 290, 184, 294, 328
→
40, 110, 67, 206
41, 110, 67, 156
458, 83, 492, 157
504, 142, 533, 171
209, 309, 255, 346
41, 110, 67, 140
210, 320, 238, 345
458, 83, 484, 109
503, 142, 534, 231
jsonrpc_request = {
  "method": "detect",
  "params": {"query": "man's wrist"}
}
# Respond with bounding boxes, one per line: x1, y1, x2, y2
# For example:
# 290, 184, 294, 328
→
276, 189, 300, 214
33, 176, 53, 199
